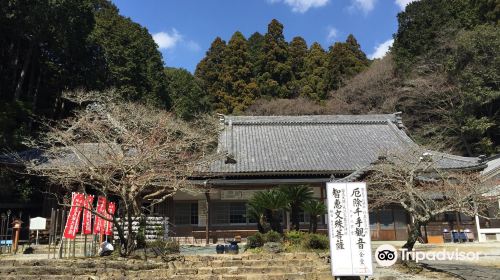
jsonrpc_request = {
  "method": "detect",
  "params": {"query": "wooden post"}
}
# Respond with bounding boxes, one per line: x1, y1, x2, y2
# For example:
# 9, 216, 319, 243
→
12, 228, 20, 253
205, 191, 211, 245
455, 211, 462, 243
52, 209, 58, 259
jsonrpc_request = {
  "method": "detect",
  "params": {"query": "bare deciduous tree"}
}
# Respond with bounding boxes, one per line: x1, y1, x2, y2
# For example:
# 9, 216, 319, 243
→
366, 149, 493, 251
21, 90, 219, 256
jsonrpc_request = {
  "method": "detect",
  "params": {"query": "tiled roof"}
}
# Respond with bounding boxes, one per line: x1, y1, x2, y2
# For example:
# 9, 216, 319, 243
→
1, 113, 484, 175
482, 155, 500, 180
208, 113, 482, 175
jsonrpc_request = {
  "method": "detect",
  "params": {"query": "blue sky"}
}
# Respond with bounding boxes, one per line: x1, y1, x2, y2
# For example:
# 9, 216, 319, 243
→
112, 0, 418, 72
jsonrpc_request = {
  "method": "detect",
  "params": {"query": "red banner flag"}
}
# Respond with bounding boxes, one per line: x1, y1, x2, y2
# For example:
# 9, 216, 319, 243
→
82, 195, 94, 235
104, 202, 116, 235
63, 192, 85, 239
93, 196, 107, 234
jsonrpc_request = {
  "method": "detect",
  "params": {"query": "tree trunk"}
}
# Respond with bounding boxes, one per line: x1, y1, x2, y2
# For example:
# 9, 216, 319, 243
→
14, 43, 34, 100
257, 214, 265, 233
10, 40, 20, 94
116, 201, 137, 257
269, 210, 282, 233
310, 216, 318, 233
28, 72, 41, 132
403, 220, 422, 252
291, 204, 300, 231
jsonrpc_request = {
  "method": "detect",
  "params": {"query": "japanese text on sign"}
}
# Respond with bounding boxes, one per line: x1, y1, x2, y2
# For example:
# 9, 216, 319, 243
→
326, 182, 373, 277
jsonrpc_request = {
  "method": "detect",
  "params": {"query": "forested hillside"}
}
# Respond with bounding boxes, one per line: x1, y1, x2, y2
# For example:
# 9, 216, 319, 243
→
246, 0, 499, 157
0, 0, 173, 151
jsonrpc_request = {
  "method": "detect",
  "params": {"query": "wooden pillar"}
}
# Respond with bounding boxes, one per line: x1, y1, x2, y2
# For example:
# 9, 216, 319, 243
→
320, 185, 325, 225
205, 191, 211, 245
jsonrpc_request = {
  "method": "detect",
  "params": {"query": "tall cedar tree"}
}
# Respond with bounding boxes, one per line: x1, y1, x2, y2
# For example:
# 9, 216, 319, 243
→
0, 0, 172, 150
303, 43, 329, 100
92, 1, 169, 107
286, 37, 308, 98
220, 32, 259, 114
326, 34, 370, 91
247, 32, 265, 76
258, 19, 292, 98
0, 0, 106, 150
195, 37, 226, 110
195, 19, 372, 111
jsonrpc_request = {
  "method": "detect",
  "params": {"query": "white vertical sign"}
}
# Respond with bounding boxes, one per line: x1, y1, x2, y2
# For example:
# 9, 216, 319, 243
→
326, 182, 373, 277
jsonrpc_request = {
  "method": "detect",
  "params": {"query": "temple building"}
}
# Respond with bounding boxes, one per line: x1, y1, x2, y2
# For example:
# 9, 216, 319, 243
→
152, 113, 485, 243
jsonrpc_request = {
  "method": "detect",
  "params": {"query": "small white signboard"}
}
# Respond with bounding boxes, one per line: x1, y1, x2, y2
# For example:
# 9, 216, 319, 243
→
326, 182, 373, 277
29, 217, 47, 230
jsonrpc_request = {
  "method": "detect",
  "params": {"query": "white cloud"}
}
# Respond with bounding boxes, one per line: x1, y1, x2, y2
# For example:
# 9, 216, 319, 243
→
186, 41, 201, 52
350, 0, 376, 14
369, 38, 394, 59
326, 26, 338, 42
153, 29, 201, 52
395, 0, 419, 10
269, 0, 329, 13
153, 29, 182, 50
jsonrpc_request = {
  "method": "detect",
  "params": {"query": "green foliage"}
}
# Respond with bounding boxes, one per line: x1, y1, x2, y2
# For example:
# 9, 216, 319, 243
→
245, 232, 265, 249
0, 0, 172, 152
392, 0, 500, 72
259, 19, 292, 98
451, 24, 499, 155
164, 67, 212, 119
279, 185, 314, 231
326, 34, 370, 91
264, 230, 282, 243
284, 230, 305, 245
389, 0, 499, 155
0, 169, 36, 203
248, 32, 265, 76
302, 43, 329, 100
0, 0, 107, 150
92, 2, 169, 106
249, 189, 288, 233
0, 101, 31, 150
302, 200, 327, 233
195, 19, 371, 113
301, 233, 329, 250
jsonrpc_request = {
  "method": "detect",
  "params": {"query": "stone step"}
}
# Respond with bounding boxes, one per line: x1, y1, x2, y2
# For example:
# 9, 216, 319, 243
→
173, 265, 330, 275
0, 253, 332, 279
0, 256, 328, 271
167, 272, 333, 280
175, 259, 328, 269
0, 264, 330, 276
0, 275, 79, 280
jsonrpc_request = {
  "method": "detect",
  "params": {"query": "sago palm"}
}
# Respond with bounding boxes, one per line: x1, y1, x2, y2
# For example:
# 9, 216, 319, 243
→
302, 200, 327, 233
279, 185, 313, 231
249, 189, 288, 233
